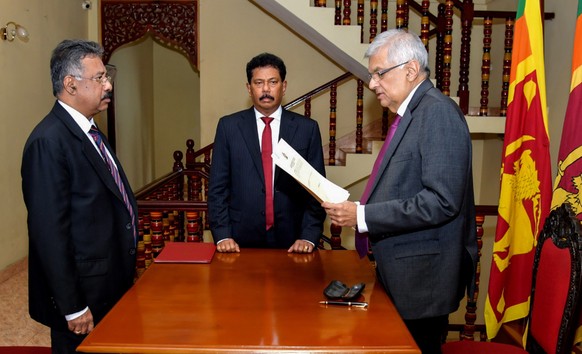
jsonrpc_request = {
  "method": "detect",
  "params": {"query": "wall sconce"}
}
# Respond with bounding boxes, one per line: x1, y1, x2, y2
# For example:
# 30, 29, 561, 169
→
1, 22, 29, 42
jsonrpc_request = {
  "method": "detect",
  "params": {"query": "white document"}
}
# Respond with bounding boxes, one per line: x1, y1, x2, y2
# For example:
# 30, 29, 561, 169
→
272, 139, 350, 203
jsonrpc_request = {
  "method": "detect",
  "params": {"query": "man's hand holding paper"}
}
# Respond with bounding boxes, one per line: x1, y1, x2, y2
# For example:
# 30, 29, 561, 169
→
272, 139, 349, 203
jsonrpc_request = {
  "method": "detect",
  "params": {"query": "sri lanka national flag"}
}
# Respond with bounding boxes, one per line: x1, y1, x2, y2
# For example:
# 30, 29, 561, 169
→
484, 0, 552, 341
552, 0, 582, 216
551, 0, 582, 346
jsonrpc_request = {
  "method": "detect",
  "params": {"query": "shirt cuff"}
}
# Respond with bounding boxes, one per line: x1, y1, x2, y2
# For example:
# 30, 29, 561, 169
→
356, 202, 369, 233
65, 306, 88, 321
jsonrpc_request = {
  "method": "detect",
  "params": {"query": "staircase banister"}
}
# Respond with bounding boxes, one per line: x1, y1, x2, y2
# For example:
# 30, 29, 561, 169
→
283, 72, 354, 110
406, 0, 554, 31
188, 143, 214, 164
134, 170, 183, 199
473, 10, 554, 20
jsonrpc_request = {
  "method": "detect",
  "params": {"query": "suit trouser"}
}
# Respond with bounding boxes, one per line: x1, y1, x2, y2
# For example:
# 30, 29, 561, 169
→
404, 314, 448, 354
50, 327, 86, 354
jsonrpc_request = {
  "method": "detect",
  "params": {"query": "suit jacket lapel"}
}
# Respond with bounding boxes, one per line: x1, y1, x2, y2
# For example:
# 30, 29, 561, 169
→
275, 110, 298, 184
52, 102, 125, 201
238, 107, 265, 182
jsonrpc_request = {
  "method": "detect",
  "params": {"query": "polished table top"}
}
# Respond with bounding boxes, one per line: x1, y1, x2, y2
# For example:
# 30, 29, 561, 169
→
78, 248, 420, 353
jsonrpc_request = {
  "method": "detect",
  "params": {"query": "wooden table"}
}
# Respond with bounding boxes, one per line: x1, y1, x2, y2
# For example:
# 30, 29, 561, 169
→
78, 249, 420, 353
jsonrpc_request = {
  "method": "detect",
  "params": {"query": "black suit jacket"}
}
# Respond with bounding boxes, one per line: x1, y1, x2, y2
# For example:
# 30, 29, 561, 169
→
208, 107, 326, 248
21, 101, 137, 330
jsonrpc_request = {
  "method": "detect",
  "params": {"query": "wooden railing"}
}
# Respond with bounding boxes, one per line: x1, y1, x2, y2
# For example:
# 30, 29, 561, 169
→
316, 0, 552, 116
132, 138, 349, 276
447, 205, 498, 341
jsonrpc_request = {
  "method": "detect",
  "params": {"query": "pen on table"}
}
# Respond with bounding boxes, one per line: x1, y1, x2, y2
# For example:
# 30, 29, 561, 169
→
319, 300, 368, 308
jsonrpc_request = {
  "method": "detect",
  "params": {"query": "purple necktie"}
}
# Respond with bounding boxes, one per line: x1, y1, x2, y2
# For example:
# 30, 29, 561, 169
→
89, 125, 136, 242
355, 114, 402, 258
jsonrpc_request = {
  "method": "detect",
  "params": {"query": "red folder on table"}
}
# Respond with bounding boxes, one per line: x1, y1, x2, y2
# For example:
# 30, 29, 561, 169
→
154, 242, 216, 264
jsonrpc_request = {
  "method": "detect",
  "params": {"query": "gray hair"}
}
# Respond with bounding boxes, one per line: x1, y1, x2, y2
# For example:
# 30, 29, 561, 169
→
365, 29, 429, 77
50, 39, 104, 97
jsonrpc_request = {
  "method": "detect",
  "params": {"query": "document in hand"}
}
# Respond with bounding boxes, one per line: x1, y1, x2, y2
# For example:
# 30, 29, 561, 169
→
272, 139, 350, 203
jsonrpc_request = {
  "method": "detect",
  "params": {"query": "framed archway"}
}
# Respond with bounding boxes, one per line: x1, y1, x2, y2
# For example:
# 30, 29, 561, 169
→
100, 0, 198, 150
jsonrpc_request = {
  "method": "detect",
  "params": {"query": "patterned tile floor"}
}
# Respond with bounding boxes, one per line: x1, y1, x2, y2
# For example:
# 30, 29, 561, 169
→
0, 258, 50, 346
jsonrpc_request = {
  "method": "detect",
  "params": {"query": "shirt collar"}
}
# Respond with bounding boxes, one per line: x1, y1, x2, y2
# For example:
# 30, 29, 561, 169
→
396, 80, 424, 117
58, 100, 96, 133
254, 106, 282, 122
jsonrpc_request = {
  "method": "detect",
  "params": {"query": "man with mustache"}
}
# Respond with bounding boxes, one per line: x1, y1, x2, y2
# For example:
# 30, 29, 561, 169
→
21, 39, 137, 353
208, 53, 326, 253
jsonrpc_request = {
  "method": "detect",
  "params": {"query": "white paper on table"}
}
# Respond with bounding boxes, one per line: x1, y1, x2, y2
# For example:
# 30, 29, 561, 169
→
272, 139, 350, 203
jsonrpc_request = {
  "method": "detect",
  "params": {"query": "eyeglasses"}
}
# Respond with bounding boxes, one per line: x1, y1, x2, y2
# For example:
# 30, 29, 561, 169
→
73, 72, 114, 85
368, 61, 409, 82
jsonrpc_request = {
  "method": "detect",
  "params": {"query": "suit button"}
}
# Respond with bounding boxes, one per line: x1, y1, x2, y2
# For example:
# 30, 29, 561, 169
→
129, 248, 136, 255
126, 223, 132, 230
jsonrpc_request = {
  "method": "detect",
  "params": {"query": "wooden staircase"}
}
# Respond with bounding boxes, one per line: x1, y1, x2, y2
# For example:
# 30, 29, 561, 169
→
249, 0, 520, 189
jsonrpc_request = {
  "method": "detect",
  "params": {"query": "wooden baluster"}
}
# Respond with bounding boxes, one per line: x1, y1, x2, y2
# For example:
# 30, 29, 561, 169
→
136, 215, 146, 278
192, 174, 202, 202
150, 211, 164, 257
357, 0, 364, 43
457, 0, 473, 114
396, 0, 406, 29
500, 17, 514, 117
356, 80, 364, 153
329, 82, 337, 166
186, 211, 201, 242
143, 213, 152, 269
185, 139, 195, 170
305, 97, 312, 118
169, 211, 178, 242
435, 3, 445, 91
329, 224, 343, 250
420, 0, 430, 50
173, 150, 184, 172
343, 0, 351, 25
162, 211, 171, 242
335, 0, 342, 25
369, 0, 378, 42
381, 0, 388, 32
442, 0, 454, 96
403, 0, 409, 29
187, 174, 194, 200
170, 181, 177, 200
480, 17, 492, 116
461, 213, 485, 340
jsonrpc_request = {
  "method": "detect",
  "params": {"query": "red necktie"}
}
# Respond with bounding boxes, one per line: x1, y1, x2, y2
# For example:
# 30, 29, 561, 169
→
261, 117, 275, 230
89, 125, 136, 242
355, 114, 402, 257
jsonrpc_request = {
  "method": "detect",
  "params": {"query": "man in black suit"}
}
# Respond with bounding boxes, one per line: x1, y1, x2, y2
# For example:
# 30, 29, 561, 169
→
208, 53, 326, 253
21, 40, 137, 353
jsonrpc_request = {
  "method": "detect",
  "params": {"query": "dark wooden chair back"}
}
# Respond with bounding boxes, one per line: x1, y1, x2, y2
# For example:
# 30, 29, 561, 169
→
526, 202, 582, 353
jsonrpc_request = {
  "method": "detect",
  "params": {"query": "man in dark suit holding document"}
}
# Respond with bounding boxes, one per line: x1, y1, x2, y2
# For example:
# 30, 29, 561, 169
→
322, 30, 478, 354
208, 53, 326, 253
